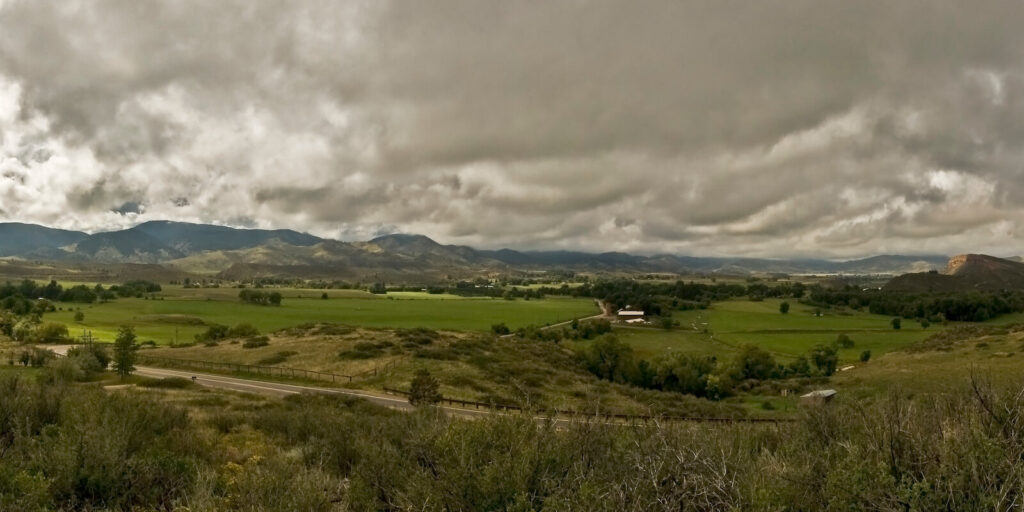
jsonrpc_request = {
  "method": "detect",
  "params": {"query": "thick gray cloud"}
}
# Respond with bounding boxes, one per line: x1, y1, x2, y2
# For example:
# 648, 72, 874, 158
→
2, 0, 1024, 257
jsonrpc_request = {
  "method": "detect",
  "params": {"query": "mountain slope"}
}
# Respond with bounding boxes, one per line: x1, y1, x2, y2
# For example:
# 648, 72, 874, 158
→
0, 223, 87, 257
884, 254, 1024, 292
131, 220, 322, 253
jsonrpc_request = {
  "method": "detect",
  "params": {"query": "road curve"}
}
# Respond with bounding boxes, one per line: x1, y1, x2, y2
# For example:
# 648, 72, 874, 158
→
134, 365, 503, 420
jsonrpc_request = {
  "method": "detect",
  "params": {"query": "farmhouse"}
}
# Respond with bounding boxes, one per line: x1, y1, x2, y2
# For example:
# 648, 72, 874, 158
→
617, 307, 645, 323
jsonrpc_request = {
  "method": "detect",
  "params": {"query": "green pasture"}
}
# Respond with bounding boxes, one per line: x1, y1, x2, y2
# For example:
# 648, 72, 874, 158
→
591, 299, 933, 363
47, 294, 598, 343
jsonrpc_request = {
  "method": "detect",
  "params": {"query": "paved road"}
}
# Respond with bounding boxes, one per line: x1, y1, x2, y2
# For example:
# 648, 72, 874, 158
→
135, 365, 514, 420
45, 345, 428, 413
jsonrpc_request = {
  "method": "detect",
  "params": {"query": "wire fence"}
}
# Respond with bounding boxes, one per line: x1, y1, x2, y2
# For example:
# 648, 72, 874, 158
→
381, 387, 795, 424
136, 354, 402, 385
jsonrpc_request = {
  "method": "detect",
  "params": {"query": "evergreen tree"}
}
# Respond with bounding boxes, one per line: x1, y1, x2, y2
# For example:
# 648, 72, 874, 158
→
113, 325, 138, 378
409, 368, 441, 406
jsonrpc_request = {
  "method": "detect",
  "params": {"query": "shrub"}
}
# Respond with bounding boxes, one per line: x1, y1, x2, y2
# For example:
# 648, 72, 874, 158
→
66, 344, 110, 373
229, 323, 260, 338
836, 333, 855, 348
860, 350, 872, 362
32, 322, 69, 343
491, 323, 511, 335
257, 351, 299, 365
195, 324, 230, 342
242, 336, 270, 349
409, 368, 441, 406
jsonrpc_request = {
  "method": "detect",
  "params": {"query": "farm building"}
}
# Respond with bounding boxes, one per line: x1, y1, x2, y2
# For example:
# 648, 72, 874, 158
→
617, 308, 645, 323
800, 389, 837, 406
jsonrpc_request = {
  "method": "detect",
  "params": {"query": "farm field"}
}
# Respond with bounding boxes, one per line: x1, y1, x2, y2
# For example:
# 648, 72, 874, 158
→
46, 290, 598, 343
592, 299, 934, 364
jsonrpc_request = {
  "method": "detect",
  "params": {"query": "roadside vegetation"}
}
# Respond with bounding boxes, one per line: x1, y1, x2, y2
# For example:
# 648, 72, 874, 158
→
4, 366, 1024, 510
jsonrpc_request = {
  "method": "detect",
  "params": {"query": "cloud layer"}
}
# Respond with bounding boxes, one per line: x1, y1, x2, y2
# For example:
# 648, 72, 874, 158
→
2, 0, 1024, 257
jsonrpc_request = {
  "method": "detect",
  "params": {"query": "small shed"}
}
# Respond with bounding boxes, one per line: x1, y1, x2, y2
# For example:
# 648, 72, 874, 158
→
800, 389, 837, 406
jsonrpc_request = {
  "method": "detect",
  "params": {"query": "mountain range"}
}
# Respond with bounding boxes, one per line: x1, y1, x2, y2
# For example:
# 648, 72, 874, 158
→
0, 220, 952, 280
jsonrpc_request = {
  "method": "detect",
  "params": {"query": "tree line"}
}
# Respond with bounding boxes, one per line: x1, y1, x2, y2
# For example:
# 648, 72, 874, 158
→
579, 334, 848, 400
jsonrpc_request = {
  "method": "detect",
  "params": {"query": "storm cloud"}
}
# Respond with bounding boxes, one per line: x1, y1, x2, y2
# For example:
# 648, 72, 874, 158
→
1, 0, 1023, 257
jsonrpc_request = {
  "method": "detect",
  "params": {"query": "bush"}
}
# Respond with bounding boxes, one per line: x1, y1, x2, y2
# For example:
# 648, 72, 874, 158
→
32, 322, 69, 343
836, 333, 855, 348
491, 323, 511, 335
66, 344, 110, 373
409, 368, 441, 406
257, 351, 299, 365
860, 350, 872, 362
194, 324, 230, 342
229, 323, 260, 338
242, 336, 270, 349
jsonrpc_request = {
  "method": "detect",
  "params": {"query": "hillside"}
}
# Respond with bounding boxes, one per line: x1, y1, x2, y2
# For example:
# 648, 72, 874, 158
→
884, 254, 1024, 292
0, 223, 87, 257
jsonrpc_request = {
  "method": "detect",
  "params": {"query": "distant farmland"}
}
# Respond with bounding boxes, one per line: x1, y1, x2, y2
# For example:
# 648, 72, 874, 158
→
571, 298, 935, 364
49, 286, 598, 343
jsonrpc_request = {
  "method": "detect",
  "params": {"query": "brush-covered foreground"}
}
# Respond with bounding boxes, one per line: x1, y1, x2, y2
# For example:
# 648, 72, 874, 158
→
4, 367, 1024, 511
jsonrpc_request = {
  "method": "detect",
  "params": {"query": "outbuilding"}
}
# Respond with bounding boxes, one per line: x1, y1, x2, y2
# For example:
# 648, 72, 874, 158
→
800, 389, 837, 406
617, 307, 645, 321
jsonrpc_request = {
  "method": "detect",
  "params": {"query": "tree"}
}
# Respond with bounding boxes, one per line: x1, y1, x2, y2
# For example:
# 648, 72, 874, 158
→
269, 291, 282, 306
836, 333, 854, 349
321, 292, 329, 300
732, 345, 777, 380
860, 350, 871, 362
808, 344, 838, 376
113, 325, 138, 378
583, 335, 635, 383
891, 318, 902, 330
409, 368, 441, 406
919, 318, 930, 329
787, 355, 811, 377
779, 301, 790, 314
74, 311, 85, 322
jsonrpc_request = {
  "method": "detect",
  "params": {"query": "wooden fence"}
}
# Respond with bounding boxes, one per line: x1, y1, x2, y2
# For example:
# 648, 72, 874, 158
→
381, 387, 794, 424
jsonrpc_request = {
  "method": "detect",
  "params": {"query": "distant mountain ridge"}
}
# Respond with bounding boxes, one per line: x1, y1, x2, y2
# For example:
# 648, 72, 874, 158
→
884, 254, 1024, 292
0, 220, 949, 277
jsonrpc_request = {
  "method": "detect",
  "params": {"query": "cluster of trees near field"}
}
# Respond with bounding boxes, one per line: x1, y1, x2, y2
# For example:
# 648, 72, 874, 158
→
806, 286, 1024, 322
0, 279, 160, 343
579, 334, 844, 400
238, 289, 282, 306
0, 279, 162, 311
568, 278, 1024, 323
3, 370, 1024, 510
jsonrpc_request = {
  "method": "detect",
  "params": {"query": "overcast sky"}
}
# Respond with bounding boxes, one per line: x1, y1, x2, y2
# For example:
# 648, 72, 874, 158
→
1, 1, 1023, 258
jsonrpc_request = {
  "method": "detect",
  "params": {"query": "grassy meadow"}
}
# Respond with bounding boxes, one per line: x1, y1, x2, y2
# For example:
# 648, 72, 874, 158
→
47, 284, 598, 343
832, 324, 1024, 400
